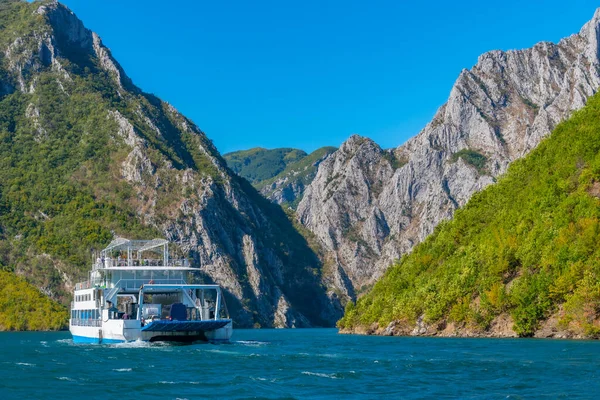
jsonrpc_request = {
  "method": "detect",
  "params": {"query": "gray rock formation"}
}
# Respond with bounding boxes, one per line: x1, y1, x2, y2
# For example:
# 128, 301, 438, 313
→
5, 1, 342, 327
298, 9, 600, 300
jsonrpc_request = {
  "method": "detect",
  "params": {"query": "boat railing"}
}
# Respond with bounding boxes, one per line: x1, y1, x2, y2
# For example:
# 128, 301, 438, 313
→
114, 278, 186, 290
75, 278, 187, 291
70, 318, 101, 327
75, 281, 92, 290
92, 258, 191, 270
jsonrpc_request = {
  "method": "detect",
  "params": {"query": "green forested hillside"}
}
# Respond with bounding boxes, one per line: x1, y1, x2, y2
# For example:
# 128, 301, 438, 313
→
224, 146, 336, 207
0, 271, 67, 331
224, 147, 307, 183
340, 93, 600, 337
255, 147, 336, 191
0, 1, 173, 303
0, 0, 340, 330
0, 0, 219, 326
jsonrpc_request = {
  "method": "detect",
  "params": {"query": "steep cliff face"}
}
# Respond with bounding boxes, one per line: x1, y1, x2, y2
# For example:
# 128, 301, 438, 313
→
0, 0, 342, 328
298, 9, 600, 300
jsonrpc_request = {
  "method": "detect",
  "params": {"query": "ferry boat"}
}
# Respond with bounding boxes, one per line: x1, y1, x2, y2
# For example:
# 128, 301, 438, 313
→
69, 238, 233, 344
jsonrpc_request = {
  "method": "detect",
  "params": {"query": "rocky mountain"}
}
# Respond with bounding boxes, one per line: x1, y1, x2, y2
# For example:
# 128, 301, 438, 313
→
297, 8, 600, 301
224, 146, 336, 207
339, 90, 600, 338
0, 0, 342, 328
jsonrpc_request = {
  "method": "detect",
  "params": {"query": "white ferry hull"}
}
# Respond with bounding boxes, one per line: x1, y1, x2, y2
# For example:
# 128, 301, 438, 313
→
70, 320, 233, 344
70, 324, 125, 344
205, 321, 233, 342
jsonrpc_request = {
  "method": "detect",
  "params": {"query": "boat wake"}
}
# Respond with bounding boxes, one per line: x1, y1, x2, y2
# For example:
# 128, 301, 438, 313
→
235, 340, 269, 347
111, 340, 179, 349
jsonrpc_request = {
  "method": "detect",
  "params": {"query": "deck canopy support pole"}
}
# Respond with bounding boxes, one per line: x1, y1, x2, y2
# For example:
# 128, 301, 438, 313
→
215, 288, 221, 321
137, 287, 145, 320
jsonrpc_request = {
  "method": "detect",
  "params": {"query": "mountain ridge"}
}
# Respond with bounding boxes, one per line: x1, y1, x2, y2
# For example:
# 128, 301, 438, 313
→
2, 0, 600, 333
339, 90, 600, 338
297, 7, 600, 303
0, 0, 341, 329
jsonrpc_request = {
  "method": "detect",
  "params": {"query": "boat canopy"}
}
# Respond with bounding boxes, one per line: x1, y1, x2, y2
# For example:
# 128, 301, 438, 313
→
101, 238, 169, 256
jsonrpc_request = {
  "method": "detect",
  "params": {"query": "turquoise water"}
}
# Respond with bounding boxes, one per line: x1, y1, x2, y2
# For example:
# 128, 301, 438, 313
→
1, 329, 599, 399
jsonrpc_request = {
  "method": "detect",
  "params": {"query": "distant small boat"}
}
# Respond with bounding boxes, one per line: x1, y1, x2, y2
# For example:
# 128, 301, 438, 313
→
69, 238, 233, 344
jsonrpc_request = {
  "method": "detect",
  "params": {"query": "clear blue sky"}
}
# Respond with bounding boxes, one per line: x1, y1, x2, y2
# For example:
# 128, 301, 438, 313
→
59, 0, 599, 154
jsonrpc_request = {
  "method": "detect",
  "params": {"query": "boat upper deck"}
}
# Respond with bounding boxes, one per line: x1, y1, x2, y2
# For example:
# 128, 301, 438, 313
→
75, 237, 197, 290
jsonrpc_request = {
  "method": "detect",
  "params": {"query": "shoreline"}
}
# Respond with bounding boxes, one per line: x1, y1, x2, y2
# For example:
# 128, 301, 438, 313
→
339, 313, 597, 340
338, 328, 592, 340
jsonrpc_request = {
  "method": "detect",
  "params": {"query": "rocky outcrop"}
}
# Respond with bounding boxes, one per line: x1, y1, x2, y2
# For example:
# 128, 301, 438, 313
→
298, 9, 600, 300
2, 1, 342, 328
261, 173, 308, 205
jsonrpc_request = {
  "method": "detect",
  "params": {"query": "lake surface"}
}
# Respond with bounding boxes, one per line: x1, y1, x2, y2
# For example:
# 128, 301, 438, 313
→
0, 328, 599, 399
